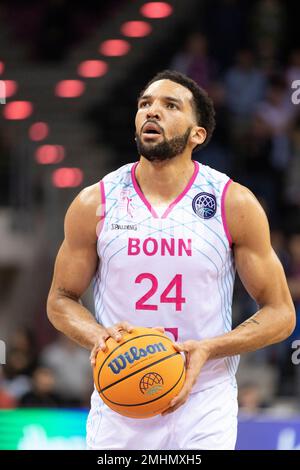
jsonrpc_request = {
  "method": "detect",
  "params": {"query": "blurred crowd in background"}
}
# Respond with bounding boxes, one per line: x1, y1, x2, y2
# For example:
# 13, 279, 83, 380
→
0, 0, 126, 63
0, 0, 300, 414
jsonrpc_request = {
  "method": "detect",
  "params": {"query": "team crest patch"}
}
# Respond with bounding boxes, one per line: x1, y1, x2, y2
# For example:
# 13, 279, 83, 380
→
192, 192, 217, 219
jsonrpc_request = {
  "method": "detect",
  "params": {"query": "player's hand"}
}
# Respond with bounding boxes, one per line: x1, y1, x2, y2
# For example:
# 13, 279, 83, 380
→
90, 321, 134, 366
162, 340, 211, 415
90, 324, 165, 366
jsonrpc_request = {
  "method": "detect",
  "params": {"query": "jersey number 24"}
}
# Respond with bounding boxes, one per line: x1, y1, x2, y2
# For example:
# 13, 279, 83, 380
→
135, 273, 185, 311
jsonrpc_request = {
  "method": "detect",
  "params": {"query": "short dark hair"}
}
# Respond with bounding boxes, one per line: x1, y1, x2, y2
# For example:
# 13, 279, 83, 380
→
138, 70, 216, 150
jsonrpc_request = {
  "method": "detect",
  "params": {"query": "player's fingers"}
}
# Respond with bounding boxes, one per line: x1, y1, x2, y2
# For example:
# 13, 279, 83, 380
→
108, 327, 123, 342
163, 397, 189, 415
173, 342, 184, 352
90, 348, 96, 366
173, 343, 189, 367
162, 391, 190, 415
184, 350, 191, 368
162, 376, 194, 415
174, 341, 196, 353
90, 335, 109, 363
185, 362, 199, 383
116, 321, 134, 334
122, 321, 134, 333
90, 345, 102, 366
168, 368, 196, 409
170, 380, 193, 408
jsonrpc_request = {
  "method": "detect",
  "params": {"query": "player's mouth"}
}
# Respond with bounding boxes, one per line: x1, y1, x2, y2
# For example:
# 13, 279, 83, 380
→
141, 121, 163, 139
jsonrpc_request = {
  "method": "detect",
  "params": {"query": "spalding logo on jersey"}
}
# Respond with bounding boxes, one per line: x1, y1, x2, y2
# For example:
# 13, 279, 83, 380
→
192, 192, 217, 219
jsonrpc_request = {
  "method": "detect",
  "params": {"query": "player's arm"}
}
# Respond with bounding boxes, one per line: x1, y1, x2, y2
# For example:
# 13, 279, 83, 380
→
205, 182, 296, 356
163, 182, 296, 415
47, 184, 133, 356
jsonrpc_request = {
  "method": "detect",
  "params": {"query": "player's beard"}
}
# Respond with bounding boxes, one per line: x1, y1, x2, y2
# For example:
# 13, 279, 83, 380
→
135, 126, 192, 162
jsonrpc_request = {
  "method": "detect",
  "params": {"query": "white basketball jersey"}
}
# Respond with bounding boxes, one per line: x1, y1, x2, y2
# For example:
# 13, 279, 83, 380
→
93, 160, 239, 392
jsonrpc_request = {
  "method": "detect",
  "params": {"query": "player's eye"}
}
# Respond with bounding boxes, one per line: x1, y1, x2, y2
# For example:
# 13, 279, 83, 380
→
139, 101, 149, 108
166, 102, 178, 109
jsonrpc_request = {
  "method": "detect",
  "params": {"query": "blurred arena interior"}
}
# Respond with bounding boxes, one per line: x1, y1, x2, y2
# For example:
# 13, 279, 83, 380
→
0, 0, 300, 450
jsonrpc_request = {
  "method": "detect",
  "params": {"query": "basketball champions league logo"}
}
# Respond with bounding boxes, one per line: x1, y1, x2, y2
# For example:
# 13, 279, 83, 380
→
192, 192, 217, 219
139, 372, 164, 396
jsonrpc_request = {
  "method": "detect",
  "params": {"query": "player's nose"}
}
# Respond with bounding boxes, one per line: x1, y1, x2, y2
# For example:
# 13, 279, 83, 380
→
146, 105, 161, 120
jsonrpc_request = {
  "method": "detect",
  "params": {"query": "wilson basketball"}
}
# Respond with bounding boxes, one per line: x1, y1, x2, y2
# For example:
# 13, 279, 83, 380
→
93, 327, 186, 418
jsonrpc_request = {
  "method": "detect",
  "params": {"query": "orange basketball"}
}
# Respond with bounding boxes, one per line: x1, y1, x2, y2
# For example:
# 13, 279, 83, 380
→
93, 327, 186, 418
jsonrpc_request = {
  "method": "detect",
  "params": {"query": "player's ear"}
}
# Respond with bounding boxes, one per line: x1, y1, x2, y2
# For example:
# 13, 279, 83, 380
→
190, 126, 206, 148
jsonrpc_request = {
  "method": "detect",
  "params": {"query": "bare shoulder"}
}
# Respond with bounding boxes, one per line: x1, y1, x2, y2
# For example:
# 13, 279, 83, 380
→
77, 182, 102, 207
65, 182, 103, 245
225, 181, 270, 247
225, 181, 265, 214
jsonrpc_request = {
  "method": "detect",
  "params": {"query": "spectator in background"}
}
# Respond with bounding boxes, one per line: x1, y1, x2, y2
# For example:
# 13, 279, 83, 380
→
234, 114, 271, 177
0, 367, 16, 409
171, 33, 218, 90
195, 81, 233, 174
224, 49, 266, 137
251, 0, 286, 54
9, 328, 38, 376
41, 334, 92, 406
2, 328, 38, 400
2, 349, 32, 400
285, 116, 300, 207
234, 113, 280, 222
271, 229, 290, 272
238, 382, 267, 414
204, 0, 247, 70
18, 366, 62, 407
255, 75, 293, 176
255, 37, 280, 77
286, 49, 300, 87
256, 75, 293, 136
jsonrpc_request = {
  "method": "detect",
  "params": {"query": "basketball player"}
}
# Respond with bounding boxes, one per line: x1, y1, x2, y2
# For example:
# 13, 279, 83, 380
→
47, 70, 296, 450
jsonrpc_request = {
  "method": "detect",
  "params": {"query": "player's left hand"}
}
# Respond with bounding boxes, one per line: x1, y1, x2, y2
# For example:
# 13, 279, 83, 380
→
162, 340, 211, 415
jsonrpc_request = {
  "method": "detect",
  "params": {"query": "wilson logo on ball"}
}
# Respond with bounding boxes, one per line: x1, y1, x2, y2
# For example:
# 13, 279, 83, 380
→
107, 342, 167, 375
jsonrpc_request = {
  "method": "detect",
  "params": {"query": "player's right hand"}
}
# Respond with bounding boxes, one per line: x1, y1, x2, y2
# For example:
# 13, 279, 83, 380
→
90, 321, 134, 366
89, 324, 165, 366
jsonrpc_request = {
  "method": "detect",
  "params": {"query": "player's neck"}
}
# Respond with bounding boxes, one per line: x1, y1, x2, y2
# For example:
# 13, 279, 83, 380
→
135, 154, 195, 203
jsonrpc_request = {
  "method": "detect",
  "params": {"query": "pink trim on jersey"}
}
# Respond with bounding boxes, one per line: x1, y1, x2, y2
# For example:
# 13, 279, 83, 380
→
221, 179, 233, 248
97, 180, 106, 238
161, 160, 199, 218
131, 162, 159, 218
131, 160, 199, 219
